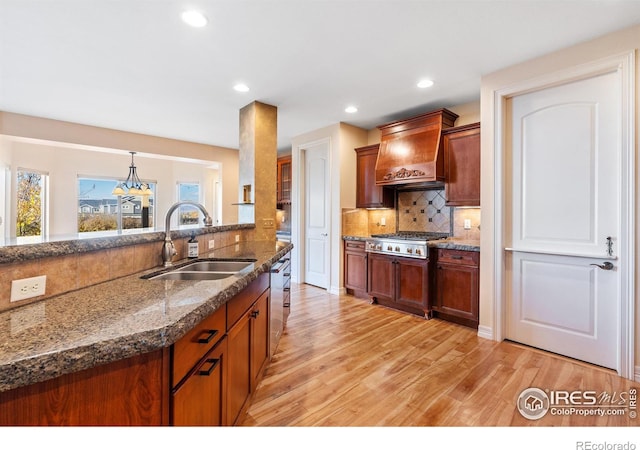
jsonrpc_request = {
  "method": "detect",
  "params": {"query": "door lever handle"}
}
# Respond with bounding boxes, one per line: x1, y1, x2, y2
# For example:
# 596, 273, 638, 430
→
590, 262, 615, 271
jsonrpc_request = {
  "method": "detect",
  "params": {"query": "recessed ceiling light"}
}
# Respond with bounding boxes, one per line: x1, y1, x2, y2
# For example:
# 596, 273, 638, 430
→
417, 79, 434, 88
345, 106, 358, 113
233, 83, 250, 92
181, 10, 208, 27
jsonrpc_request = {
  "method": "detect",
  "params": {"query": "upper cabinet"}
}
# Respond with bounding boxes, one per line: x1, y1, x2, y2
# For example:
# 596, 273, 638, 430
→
355, 144, 394, 209
277, 155, 291, 206
442, 122, 481, 206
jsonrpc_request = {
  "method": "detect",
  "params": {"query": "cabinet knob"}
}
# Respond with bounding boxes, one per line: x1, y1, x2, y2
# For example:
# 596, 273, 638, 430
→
251, 310, 260, 319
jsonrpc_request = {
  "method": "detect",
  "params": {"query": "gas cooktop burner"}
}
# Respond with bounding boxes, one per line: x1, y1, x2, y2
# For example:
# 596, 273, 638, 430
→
369, 232, 450, 241
365, 232, 449, 259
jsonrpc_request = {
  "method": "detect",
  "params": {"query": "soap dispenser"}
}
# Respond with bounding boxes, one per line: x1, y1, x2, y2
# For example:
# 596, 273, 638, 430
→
187, 232, 199, 258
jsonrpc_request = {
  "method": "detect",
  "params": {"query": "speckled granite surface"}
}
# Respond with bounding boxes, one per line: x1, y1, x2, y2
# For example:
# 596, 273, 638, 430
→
0, 223, 254, 265
428, 238, 480, 252
342, 235, 368, 242
0, 239, 292, 393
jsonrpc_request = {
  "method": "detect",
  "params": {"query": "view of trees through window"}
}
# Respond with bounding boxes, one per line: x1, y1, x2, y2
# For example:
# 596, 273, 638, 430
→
178, 182, 201, 225
16, 169, 45, 237
78, 178, 155, 233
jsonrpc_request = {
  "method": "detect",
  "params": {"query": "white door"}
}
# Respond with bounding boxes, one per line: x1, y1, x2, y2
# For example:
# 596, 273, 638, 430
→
304, 142, 330, 289
506, 70, 622, 370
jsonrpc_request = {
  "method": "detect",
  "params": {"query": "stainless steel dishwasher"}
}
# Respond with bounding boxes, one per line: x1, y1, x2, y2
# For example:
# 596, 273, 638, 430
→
270, 252, 291, 357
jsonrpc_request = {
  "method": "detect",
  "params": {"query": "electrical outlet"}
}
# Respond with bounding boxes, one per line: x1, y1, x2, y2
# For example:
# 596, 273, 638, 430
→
11, 275, 47, 302
464, 219, 472, 230
262, 218, 275, 228
208, 239, 215, 249
235, 234, 240, 242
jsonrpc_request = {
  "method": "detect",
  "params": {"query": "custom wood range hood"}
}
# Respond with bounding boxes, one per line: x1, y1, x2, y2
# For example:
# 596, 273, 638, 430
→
375, 108, 458, 188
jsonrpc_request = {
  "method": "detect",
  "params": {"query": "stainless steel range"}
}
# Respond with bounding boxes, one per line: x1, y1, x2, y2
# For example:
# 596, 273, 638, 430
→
365, 232, 449, 259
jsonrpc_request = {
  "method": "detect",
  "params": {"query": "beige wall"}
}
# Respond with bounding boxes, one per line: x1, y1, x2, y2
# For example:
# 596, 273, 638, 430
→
0, 111, 240, 224
480, 23, 640, 375
290, 122, 368, 293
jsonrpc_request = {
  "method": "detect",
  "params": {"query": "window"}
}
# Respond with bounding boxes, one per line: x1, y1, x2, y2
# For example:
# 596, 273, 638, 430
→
16, 169, 48, 242
78, 177, 155, 233
178, 182, 200, 225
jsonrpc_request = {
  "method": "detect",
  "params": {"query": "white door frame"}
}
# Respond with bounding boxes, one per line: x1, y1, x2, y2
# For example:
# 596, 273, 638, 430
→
491, 51, 636, 379
292, 137, 332, 287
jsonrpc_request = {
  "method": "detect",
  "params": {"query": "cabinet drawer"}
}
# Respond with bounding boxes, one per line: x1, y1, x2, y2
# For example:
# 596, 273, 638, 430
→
344, 240, 365, 251
437, 249, 479, 266
173, 305, 227, 388
227, 272, 270, 330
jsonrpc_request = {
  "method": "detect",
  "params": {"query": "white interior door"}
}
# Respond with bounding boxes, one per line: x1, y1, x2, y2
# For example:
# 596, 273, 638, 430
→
506, 70, 622, 370
304, 142, 330, 289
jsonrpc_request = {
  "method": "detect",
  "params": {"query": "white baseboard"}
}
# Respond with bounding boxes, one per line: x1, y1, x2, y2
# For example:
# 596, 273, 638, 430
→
477, 325, 494, 340
328, 286, 343, 296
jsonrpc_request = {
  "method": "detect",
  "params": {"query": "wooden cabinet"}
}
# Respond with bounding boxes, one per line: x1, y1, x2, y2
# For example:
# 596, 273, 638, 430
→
442, 122, 480, 206
172, 338, 227, 426
277, 155, 292, 205
376, 109, 458, 186
0, 350, 168, 426
344, 240, 368, 298
226, 274, 270, 425
171, 304, 227, 426
368, 252, 430, 318
355, 144, 394, 208
0, 273, 271, 426
432, 249, 479, 329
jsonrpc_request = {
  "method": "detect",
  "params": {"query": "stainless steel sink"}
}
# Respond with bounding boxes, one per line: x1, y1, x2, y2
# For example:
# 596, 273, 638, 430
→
147, 271, 236, 281
143, 259, 256, 281
175, 260, 254, 272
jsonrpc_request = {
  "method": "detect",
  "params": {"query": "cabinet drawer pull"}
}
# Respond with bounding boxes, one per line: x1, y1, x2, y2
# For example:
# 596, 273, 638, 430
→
197, 329, 219, 344
250, 310, 260, 319
283, 273, 290, 277
198, 358, 220, 376
451, 255, 464, 260
283, 287, 290, 292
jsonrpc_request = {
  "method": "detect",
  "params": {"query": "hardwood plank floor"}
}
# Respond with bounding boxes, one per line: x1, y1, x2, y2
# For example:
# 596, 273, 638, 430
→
241, 283, 638, 426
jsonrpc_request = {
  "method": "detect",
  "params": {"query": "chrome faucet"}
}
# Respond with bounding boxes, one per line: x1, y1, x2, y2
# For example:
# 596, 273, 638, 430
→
162, 201, 214, 267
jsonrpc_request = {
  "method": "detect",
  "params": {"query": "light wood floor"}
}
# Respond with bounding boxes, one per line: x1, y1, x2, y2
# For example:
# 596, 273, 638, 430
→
241, 283, 638, 426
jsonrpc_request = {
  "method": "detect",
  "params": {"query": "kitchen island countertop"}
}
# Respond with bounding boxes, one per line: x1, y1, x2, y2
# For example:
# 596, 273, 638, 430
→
0, 240, 293, 393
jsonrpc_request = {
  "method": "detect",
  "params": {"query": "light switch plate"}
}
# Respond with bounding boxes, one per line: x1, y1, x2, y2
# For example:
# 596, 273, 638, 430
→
464, 219, 472, 230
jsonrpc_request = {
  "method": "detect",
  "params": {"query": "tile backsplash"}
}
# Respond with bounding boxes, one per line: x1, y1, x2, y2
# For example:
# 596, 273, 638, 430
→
397, 190, 452, 233
342, 189, 480, 239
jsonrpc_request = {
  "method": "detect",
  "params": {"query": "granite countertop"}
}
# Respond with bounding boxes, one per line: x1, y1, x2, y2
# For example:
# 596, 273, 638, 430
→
428, 238, 480, 252
342, 235, 369, 241
342, 235, 480, 252
0, 240, 293, 393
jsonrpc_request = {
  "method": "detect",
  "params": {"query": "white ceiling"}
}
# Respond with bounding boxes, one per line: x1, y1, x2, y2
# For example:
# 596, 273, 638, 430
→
2, 1, 640, 152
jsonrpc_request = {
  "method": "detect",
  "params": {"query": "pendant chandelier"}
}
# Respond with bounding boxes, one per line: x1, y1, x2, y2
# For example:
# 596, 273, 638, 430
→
112, 151, 153, 196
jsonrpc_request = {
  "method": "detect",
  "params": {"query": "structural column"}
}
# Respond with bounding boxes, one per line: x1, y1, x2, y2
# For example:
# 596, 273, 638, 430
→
238, 101, 277, 241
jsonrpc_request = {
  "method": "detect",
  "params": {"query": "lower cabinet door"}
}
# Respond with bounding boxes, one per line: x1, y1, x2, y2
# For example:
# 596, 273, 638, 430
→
251, 289, 270, 390
172, 337, 227, 426
227, 309, 252, 425
367, 253, 395, 302
395, 258, 429, 311
435, 262, 479, 327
